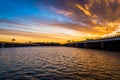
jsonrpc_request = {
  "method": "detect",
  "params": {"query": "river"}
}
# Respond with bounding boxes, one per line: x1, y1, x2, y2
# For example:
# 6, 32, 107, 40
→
0, 47, 120, 80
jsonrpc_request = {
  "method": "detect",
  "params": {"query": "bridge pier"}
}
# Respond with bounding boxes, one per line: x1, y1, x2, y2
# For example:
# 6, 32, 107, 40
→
101, 41, 104, 49
84, 42, 86, 48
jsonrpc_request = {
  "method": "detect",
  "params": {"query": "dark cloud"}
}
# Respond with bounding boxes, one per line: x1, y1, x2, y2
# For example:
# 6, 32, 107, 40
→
48, 0, 120, 35
89, 0, 120, 22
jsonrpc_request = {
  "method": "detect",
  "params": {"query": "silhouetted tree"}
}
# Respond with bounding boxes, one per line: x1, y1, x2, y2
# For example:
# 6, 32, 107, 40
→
67, 40, 71, 43
11, 39, 15, 43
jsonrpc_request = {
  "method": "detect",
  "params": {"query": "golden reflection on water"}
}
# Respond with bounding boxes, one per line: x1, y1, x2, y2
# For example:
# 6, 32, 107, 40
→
0, 47, 120, 80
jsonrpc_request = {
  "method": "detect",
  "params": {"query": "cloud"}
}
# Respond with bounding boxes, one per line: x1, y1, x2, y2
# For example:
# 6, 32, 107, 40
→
0, 19, 25, 26
76, 4, 91, 16
0, 0, 120, 43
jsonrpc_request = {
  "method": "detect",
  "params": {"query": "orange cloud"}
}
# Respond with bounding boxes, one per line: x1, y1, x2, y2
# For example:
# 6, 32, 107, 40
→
76, 4, 91, 16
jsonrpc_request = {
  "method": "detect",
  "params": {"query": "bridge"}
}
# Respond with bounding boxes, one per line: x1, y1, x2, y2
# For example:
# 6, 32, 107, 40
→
68, 37, 120, 51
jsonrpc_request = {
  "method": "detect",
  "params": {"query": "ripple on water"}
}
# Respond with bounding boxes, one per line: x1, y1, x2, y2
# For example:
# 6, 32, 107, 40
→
0, 47, 120, 80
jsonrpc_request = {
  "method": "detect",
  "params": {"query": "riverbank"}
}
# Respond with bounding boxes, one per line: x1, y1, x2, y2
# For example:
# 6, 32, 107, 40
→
1, 37, 120, 52
0, 42, 62, 48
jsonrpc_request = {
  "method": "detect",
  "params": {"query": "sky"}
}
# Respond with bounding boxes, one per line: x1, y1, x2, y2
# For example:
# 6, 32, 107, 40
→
0, 0, 120, 43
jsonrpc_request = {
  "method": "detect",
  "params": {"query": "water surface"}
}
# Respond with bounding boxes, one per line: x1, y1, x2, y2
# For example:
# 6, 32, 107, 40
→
0, 47, 120, 80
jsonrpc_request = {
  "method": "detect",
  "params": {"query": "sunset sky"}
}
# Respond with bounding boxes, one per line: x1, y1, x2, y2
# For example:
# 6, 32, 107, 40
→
0, 0, 120, 43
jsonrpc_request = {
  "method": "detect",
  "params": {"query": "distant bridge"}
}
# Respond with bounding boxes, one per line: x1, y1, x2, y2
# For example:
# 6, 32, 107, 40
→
69, 37, 120, 51
82, 37, 120, 43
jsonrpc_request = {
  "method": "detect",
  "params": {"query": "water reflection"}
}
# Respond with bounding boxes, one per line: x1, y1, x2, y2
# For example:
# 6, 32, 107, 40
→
0, 47, 120, 80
